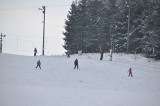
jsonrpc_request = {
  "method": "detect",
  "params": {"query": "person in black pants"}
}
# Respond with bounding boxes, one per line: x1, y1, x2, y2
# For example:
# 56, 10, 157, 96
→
36, 60, 41, 69
100, 51, 104, 60
34, 48, 37, 56
74, 59, 78, 69
128, 68, 133, 77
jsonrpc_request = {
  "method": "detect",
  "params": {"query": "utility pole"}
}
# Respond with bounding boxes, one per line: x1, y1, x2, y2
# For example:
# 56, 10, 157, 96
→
0, 33, 6, 53
81, 31, 83, 53
127, 0, 131, 54
109, 25, 113, 61
39, 6, 46, 56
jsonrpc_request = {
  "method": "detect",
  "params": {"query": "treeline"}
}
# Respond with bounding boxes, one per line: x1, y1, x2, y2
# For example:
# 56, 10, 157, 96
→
63, 0, 160, 59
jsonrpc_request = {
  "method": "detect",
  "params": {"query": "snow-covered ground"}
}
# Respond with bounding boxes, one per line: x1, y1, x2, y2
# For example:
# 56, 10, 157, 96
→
0, 53, 160, 106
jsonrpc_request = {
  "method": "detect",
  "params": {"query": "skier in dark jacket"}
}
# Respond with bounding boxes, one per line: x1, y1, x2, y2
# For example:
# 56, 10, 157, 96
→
36, 60, 41, 69
74, 59, 78, 69
34, 48, 37, 56
100, 51, 104, 60
128, 68, 133, 77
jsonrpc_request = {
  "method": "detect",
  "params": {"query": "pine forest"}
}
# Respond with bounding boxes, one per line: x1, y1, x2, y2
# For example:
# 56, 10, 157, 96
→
63, 0, 160, 59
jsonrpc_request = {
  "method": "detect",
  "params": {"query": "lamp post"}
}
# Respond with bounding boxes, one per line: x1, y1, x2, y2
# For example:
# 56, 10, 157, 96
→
0, 33, 6, 53
39, 6, 46, 56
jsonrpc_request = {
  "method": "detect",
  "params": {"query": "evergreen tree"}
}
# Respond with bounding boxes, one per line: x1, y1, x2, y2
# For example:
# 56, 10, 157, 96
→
127, 0, 146, 53
63, 0, 88, 53
62, 0, 160, 59
142, 0, 160, 57
85, 0, 108, 53
113, 0, 128, 53
63, 1, 79, 53
76, 0, 88, 52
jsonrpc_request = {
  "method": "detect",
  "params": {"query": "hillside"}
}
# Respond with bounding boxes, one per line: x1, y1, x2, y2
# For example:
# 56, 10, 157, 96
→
0, 53, 160, 106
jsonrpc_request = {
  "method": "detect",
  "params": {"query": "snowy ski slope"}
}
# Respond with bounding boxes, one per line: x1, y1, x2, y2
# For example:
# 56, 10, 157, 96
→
0, 53, 160, 106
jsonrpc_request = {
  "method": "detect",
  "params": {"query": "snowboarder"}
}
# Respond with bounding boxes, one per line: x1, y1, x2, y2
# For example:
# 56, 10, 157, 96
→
74, 59, 78, 69
128, 68, 133, 77
34, 48, 37, 56
36, 60, 41, 69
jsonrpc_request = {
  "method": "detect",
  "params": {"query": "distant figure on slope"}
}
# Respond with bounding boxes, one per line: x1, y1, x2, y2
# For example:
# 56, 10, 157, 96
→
36, 60, 41, 69
34, 48, 37, 56
67, 50, 71, 58
128, 68, 133, 77
74, 59, 78, 69
100, 50, 104, 60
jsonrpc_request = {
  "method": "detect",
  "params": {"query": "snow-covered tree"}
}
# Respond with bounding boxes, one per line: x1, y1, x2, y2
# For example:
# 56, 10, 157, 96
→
113, 0, 128, 53
62, 0, 160, 59
142, 0, 160, 57
63, 0, 110, 53
84, 0, 109, 53
63, 1, 79, 53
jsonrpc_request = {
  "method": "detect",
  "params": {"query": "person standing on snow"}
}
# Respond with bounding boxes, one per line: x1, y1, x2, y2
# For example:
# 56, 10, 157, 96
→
128, 68, 133, 77
36, 60, 41, 69
100, 50, 104, 60
34, 48, 37, 56
74, 59, 78, 69
67, 50, 71, 58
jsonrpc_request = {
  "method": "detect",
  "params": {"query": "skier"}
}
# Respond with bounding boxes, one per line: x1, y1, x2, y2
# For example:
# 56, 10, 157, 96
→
128, 68, 133, 77
100, 50, 104, 60
67, 50, 71, 58
74, 59, 78, 69
36, 60, 41, 69
34, 48, 37, 56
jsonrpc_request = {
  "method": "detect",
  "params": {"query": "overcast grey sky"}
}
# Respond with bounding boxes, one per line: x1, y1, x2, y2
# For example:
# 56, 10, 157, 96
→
0, 0, 74, 56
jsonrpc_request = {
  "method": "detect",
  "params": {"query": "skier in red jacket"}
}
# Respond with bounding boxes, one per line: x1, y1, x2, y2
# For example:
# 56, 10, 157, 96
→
128, 68, 133, 77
